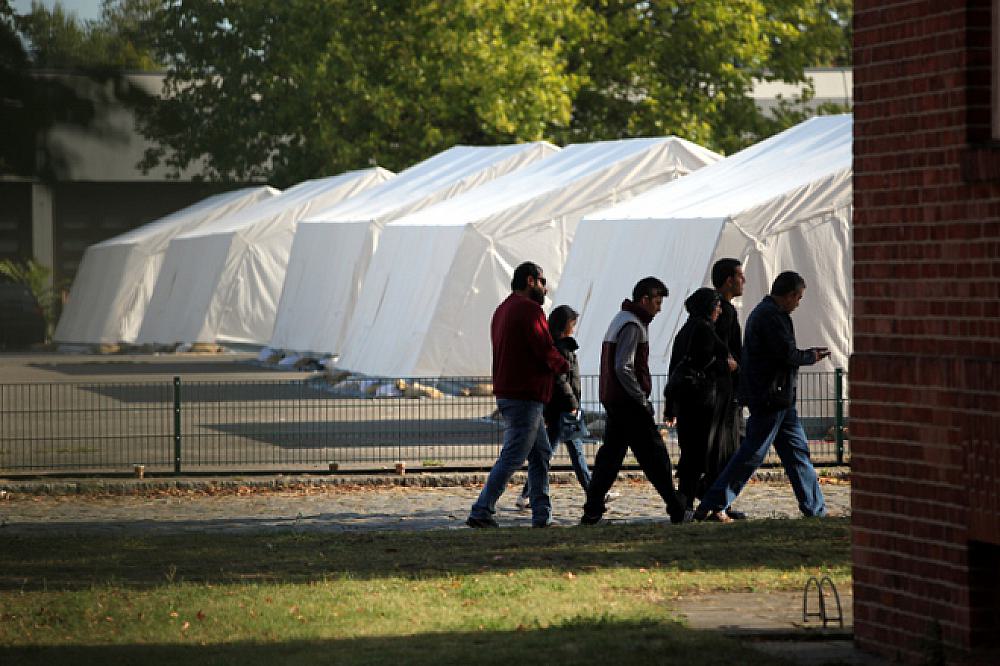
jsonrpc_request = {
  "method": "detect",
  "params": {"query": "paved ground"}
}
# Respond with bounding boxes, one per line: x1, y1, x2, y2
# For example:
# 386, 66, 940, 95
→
0, 473, 851, 534
0, 473, 881, 664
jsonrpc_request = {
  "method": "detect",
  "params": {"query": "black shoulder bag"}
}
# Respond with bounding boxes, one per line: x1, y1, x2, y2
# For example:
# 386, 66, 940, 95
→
664, 333, 716, 409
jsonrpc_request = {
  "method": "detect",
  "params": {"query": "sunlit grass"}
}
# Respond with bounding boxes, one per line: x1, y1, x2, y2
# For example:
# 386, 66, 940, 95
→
0, 518, 849, 665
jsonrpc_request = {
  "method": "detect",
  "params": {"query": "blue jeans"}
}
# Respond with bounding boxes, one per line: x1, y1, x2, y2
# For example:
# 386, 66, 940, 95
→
470, 399, 552, 526
697, 406, 826, 517
521, 417, 591, 497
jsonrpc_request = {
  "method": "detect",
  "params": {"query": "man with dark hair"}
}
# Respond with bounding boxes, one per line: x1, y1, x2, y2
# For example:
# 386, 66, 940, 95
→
582, 276, 686, 525
708, 257, 747, 518
693, 270, 830, 522
467, 261, 568, 528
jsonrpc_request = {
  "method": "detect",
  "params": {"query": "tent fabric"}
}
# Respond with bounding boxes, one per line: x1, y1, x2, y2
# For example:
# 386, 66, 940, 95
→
555, 114, 853, 379
268, 143, 559, 355
335, 136, 721, 377
53, 186, 280, 344
136, 168, 393, 346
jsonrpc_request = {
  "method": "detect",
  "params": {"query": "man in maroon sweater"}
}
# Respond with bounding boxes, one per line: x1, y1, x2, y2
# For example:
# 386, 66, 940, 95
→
467, 261, 569, 528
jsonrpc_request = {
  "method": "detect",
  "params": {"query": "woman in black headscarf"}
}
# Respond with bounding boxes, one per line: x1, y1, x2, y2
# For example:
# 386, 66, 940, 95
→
664, 287, 737, 519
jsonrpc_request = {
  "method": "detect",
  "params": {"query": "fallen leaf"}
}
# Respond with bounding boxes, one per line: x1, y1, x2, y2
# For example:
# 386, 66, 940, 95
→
169, 611, 179, 618
181, 621, 190, 631
196, 610, 206, 621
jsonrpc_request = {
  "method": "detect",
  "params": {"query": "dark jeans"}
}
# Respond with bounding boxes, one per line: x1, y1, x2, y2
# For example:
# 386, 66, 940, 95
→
469, 399, 553, 526
521, 418, 591, 497
583, 401, 683, 519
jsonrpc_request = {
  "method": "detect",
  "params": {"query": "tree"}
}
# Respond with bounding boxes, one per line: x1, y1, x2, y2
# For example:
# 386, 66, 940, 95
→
0, 0, 104, 179
136, 0, 851, 184
16, 0, 160, 70
0, 258, 64, 336
1, 0, 164, 179
556, 0, 852, 154
137, 0, 593, 186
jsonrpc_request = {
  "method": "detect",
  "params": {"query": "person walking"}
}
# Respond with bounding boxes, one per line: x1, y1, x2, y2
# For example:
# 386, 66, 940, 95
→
581, 277, 686, 525
467, 261, 569, 528
515, 305, 587, 508
693, 271, 830, 523
709, 258, 748, 518
663, 288, 735, 521
515, 306, 616, 510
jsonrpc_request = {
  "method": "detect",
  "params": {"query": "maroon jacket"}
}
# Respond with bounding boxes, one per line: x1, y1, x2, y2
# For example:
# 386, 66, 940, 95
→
492, 293, 569, 403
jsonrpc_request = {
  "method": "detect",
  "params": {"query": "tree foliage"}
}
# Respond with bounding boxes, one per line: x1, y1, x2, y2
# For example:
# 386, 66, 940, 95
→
0, 257, 64, 335
137, 0, 591, 186
134, 0, 851, 186
16, 0, 160, 70
1, 0, 100, 178
557, 0, 852, 153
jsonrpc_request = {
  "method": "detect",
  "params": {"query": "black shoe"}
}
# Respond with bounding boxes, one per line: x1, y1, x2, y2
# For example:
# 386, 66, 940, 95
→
580, 513, 602, 526
668, 493, 687, 525
532, 519, 554, 528
466, 516, 499, 528
692, 505, 710, 522
726, 509, 748, 520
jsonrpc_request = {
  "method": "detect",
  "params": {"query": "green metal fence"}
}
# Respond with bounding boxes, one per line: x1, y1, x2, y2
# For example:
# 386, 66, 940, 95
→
0, 371, 848, 476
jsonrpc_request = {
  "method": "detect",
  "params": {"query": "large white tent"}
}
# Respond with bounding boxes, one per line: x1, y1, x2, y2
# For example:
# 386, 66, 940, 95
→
136, 168, 392, 346
54, 186, 280, 345
335, 136, 721, 377
268, 143, 558, 355
556, 114, 853, 378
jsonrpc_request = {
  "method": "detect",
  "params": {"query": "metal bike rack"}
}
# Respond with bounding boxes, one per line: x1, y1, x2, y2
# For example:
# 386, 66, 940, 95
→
802, 575, 844, 628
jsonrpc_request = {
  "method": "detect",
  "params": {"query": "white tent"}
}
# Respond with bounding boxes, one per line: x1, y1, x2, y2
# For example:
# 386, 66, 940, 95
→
556, 114, 853, 378
268, 142, 558, 355
335, 136, 721, 377
54, 186, 280, 345
136, 168, 393, 346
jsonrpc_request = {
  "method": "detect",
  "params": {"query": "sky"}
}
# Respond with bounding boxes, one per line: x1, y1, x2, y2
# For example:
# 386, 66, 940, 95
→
11, 1, 104, 21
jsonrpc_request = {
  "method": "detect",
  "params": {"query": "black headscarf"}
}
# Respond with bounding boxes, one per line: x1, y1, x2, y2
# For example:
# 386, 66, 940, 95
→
684, 287, 721, 320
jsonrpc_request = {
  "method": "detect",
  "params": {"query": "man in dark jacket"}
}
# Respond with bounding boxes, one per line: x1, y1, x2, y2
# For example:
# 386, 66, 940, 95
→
709, 258, 747, 518
693, 270, 830, 522
581, 277, 686, 525
467, 261, 569, 528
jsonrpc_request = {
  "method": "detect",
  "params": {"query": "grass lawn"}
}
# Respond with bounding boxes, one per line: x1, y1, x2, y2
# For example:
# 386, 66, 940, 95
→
0, 518, 850, 665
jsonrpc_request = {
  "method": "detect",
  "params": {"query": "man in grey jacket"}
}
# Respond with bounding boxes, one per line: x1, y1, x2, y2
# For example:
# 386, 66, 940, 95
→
693, 270, 830, 522
581, 277, 686, 525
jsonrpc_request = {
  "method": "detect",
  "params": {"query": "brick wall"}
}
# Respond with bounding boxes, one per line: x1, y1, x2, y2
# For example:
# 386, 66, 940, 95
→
853, 0, 1000, 662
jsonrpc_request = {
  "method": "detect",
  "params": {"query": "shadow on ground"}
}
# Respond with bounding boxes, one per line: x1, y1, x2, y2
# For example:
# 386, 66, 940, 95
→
1, 518, 850, 591
0, 617, 793, 666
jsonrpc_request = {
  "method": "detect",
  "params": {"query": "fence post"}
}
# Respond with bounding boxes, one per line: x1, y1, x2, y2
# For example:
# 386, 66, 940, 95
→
834, 368, 845, 464
173, 376, 182, 475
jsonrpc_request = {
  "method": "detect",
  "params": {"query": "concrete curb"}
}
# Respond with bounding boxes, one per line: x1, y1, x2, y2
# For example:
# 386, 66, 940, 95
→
0, 467, 850, 496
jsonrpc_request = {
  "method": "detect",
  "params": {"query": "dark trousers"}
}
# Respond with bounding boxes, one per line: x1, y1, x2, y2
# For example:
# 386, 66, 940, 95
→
583, 401, 683, 518
675, 401, 713, 507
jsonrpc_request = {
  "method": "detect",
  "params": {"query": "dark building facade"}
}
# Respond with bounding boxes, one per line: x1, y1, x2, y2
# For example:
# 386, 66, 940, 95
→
0, 73, 245, 291
853, 1, 1000, 662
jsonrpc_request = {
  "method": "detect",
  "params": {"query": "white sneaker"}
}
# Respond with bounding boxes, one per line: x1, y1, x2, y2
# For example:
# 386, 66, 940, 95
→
604, 491, 620, 504
515, 495, 530, 511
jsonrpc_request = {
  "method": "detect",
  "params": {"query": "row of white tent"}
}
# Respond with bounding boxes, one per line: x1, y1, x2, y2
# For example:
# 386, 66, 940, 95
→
56, 114, 852, 378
